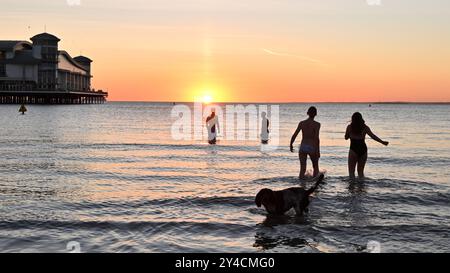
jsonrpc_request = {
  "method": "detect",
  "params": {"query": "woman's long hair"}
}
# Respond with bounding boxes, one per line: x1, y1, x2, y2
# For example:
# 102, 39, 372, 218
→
350, 112, 365, 135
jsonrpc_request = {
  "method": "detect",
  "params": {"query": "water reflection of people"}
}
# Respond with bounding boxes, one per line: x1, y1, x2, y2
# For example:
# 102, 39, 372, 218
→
290, 106, 321, 179
346, 178, 370, 228
348, 179, 367, 194
206, 109, 220, 145
345, 112, 389, 179
260, 112, 269, 144
205, 145, 218, 170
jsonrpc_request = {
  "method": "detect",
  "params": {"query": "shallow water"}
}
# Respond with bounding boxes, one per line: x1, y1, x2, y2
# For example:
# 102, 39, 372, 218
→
0, 102, 449, 252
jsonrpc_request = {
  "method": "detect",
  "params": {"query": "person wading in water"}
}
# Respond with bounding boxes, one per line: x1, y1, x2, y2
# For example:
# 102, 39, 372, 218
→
290, 106, 321, 180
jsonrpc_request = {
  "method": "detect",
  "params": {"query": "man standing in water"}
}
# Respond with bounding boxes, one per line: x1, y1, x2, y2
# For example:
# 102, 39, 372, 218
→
290, 106, 321, 179
206, 109, 220, 145
260, 112, 270, 144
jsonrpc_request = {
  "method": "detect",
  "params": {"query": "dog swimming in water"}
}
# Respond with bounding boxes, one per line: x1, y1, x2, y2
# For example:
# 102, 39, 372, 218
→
255, 174, 324, 216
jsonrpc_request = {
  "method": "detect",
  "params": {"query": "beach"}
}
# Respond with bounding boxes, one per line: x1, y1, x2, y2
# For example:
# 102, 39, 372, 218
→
0, 102, 449, 252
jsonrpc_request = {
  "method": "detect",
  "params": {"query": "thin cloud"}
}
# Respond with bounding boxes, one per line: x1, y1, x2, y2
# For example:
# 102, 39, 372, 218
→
261, 48, 328, 67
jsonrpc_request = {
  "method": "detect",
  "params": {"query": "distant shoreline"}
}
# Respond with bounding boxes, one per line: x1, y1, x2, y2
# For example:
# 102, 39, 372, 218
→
107, 101, 450, 105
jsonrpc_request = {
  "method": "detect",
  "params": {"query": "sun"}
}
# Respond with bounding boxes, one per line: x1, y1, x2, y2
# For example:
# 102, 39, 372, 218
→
194, 89, 214, 104
202, 94, 213, 104
190, 85, 224, 103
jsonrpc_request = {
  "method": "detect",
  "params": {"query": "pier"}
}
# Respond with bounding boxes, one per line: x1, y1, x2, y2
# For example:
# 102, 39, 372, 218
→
0, 90, 107, 104
1, 33, 108, 104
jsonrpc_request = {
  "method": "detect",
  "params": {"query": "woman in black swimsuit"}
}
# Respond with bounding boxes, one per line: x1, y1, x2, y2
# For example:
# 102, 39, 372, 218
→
345, 112, 389, 179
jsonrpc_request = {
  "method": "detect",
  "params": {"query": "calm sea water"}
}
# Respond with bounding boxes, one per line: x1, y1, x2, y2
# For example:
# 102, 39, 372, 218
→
0, 102, 449, 253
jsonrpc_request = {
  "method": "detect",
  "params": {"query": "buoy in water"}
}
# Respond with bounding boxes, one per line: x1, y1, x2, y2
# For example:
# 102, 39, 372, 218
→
19, 104, 27, 115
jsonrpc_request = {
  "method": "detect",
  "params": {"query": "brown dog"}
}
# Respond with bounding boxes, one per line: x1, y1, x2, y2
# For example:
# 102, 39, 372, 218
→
255, 174, 324, 216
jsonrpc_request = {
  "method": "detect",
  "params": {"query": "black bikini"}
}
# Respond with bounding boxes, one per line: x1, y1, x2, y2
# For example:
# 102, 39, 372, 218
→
350, 139, 368, 157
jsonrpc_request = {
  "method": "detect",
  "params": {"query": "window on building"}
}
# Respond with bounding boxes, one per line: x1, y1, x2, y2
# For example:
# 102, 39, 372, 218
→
0, 64, 6, 77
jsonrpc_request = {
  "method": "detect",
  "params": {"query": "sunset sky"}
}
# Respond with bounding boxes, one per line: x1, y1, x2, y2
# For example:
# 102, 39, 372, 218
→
2, 0, 450, 102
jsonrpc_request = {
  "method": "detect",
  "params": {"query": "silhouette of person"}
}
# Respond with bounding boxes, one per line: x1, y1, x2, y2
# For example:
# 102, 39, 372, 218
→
260, 112, 269, 144
206, 109, 220, 145
290, 106, 321, 179
345, 112, 389, 179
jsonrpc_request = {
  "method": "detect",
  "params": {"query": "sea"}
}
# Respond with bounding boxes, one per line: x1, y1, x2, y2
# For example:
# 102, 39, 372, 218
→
0, 102, 449, 253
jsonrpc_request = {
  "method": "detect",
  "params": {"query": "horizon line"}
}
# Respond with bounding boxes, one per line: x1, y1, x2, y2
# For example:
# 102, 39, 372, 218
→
106, 100, 450, 105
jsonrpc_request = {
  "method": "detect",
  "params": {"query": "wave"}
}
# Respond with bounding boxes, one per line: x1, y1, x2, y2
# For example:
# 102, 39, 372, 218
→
0, 220, 253, 234
313, 223, 450, 234
65, 196, 255, 211
53, 142, 268, 152
253, 175, 449, 189
54, 171, 212, 181
323, 155, 450, 167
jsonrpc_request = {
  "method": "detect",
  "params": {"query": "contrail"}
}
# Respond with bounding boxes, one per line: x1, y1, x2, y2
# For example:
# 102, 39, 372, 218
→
261, 48, 327, 66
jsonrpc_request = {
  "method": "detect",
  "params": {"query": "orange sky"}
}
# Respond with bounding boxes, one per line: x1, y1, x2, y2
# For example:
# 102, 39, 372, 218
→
2, 0, 450, 102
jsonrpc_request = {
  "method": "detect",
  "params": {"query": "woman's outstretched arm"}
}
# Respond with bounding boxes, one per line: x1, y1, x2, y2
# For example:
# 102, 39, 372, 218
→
366, 126, 389, 146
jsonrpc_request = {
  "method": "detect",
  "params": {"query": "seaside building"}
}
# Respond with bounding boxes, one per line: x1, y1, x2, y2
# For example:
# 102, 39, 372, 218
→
0, 33, 107, 104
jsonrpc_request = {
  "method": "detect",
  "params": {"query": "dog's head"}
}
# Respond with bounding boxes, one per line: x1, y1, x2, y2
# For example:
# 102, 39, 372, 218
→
255, 188, 275, 208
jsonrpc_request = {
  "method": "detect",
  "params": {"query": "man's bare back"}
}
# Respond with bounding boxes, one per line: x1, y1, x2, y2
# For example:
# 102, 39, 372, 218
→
290, 106, 321, 179
299, 119, 321, 154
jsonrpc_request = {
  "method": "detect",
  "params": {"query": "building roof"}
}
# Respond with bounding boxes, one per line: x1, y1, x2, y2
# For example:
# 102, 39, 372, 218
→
0, 34, 93, 71
0, 50, 40, 65
74, 56, 93, 64
0, 41, 32, 52
30, 32, 61, 42
58, 51, 90, 71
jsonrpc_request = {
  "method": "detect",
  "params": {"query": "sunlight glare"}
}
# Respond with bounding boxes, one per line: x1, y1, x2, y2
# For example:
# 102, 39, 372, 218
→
202, 94, 213, 104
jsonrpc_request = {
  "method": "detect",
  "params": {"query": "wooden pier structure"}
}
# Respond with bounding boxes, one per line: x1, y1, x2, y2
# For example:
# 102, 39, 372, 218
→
1, 33, 107, 105
0, 90, 108, 104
